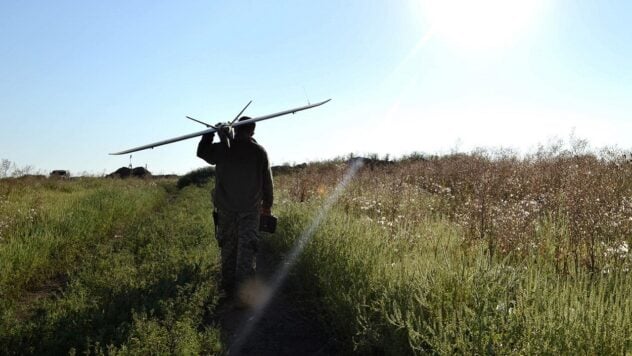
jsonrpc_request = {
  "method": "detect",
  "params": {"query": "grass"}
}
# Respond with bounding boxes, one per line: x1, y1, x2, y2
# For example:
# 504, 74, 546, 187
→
269, 150, 632, 354
1, 146, 631, 355
0, 178, 222, 355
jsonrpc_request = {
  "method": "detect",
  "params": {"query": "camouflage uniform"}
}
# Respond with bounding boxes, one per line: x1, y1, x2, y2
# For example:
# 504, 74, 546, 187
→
216, 210, 260, 291
197, 132, 273, 294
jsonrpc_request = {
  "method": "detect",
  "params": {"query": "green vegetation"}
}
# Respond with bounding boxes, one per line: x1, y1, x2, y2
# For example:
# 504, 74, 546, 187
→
177, 166, 215, 190
1, 147, 631, 354
270, 150, 631, 354
0, 178, 221, 354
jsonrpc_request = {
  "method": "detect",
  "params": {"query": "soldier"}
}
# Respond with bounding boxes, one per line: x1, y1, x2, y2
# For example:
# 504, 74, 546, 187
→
197, 117, 273, 298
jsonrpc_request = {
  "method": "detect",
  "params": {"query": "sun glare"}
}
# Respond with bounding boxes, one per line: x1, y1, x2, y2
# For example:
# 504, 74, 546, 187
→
419, 0, 545, 51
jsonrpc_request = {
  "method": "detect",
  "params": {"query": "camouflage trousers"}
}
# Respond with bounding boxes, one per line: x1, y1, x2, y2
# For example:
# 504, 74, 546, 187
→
215, 209, 260, 294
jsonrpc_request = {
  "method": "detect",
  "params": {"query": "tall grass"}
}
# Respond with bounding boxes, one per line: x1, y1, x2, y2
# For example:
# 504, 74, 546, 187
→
270, 150, 632, 354
2, 146, 630, 354
0, 178, 221, 354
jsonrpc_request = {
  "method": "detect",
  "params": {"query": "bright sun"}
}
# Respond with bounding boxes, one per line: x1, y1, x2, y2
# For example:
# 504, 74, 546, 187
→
419, 0, 545, 51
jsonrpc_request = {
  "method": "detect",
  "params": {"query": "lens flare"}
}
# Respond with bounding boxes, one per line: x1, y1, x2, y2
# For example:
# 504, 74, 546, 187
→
227, 159, 364, 354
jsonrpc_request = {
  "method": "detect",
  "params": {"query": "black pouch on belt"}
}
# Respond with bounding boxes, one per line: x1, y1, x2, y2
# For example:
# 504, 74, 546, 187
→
259, 215, 277, 233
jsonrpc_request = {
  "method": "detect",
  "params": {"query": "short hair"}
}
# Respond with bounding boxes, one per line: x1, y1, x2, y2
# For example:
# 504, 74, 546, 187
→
236, 116, 255, 135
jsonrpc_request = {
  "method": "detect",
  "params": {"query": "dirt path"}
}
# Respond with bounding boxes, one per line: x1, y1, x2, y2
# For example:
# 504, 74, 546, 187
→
213, 240, 337, 355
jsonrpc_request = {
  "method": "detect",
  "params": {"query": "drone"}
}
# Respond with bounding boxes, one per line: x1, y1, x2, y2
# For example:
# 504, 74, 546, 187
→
110, 99, 331, 155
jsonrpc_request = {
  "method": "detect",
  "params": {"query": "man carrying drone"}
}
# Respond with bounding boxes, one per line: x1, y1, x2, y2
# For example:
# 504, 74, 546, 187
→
197, 117, 274, 299
110, 99, 330, 302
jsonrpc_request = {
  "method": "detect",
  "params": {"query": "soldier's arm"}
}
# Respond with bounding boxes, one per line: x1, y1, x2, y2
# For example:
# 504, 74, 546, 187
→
262, 151, 274, 213
197, 133, 220, 164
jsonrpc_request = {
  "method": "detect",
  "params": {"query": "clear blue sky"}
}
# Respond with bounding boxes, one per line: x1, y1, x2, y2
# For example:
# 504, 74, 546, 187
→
1, 1, 631, 175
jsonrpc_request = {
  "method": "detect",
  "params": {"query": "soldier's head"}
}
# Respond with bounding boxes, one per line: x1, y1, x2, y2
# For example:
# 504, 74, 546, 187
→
235, 116, 255, 137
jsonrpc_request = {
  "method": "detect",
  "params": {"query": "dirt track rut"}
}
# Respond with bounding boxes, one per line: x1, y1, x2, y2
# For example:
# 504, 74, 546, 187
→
214, 240, 336, 355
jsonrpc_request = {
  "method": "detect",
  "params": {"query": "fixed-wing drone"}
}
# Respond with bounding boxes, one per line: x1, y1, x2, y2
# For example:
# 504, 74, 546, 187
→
110, 99, 331, 155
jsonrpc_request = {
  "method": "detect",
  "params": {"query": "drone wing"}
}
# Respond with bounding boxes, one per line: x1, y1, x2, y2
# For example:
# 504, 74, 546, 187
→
109, 99, 331, 155
232, 99, 331, 128
109, 127, 218, 155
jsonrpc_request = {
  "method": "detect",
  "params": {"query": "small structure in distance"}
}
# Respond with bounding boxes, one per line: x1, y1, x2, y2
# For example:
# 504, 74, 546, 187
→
49, 170, 70, 179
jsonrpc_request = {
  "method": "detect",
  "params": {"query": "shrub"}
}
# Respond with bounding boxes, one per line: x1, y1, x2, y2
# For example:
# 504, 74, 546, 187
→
177, 167, 215, 189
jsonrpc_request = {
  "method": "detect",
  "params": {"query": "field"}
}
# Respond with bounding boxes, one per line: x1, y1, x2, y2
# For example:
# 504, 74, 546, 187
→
0, 178, 221, 354
1, 148, 631, 354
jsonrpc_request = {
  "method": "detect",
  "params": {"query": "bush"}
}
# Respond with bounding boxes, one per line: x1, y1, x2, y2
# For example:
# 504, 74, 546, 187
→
177, 167, 215, 189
